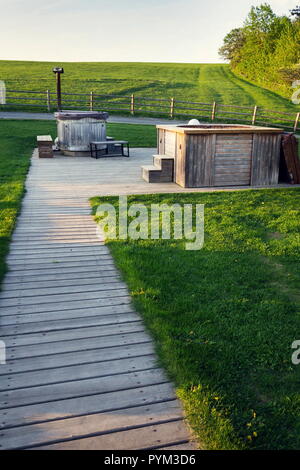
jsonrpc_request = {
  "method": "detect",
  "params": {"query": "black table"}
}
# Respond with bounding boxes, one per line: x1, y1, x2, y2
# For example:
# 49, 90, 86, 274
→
90, 140, 130, 159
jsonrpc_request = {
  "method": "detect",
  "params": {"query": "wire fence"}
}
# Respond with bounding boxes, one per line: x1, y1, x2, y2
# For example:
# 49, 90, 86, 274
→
1, 89, 299, 132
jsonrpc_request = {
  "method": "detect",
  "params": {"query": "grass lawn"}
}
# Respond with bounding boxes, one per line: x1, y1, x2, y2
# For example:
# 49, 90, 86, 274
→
91, 189, 300, 450
106, 123, 156, 147
0, 61, 298, 115
0, 119, 156, 286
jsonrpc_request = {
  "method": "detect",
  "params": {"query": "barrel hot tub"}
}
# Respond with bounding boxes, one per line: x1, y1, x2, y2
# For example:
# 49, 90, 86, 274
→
55, 110, 109, 156
157, 124, 283, 187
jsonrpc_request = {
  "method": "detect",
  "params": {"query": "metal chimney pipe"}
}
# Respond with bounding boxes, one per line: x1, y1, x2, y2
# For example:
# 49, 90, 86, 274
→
52, 67, 64, 111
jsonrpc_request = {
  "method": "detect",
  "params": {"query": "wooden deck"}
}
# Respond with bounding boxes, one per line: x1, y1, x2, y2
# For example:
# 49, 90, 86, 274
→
0, 149, 195, 450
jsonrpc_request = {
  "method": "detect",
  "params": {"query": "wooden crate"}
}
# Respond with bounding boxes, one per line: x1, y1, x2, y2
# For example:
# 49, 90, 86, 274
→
37, 135, 53, 158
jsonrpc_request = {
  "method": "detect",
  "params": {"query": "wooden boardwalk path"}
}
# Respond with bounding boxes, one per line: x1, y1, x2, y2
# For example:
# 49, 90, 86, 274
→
0, 149, 194, 450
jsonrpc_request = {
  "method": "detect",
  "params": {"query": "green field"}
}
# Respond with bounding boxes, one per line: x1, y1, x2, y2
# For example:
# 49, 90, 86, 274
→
0, 61, 299, 122
91, 189, 300, 450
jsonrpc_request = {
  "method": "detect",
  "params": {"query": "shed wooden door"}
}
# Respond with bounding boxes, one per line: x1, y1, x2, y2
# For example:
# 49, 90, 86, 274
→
184, 134, 216, 187
251, 133, 281, 185
214, 134, 253, 186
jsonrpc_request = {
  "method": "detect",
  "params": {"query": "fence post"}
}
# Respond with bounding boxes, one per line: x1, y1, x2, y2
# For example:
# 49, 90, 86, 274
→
294, 112, 300, 133
46, 90, 51, 112
130, 94, 135, 115
211, 101, 217, 121
170, 97, 175, 119
89, 91, 94, 111
252, 105, 258, 125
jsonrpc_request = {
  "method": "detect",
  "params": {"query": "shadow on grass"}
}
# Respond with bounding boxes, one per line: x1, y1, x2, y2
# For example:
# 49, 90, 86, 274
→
227, 68, 299, 112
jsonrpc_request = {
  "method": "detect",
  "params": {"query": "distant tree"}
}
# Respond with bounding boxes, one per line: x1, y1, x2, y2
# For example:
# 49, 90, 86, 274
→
244, 3, 276, 34
219, 3, 300, 97
218, 28, 246, 63
291, 6, 300, 18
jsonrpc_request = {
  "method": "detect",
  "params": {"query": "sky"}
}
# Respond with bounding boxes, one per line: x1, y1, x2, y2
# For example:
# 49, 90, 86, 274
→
0, 0, 297, 63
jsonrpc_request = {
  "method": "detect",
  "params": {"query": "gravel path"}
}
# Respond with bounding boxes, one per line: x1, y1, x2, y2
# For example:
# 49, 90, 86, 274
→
0, 111, 184, 126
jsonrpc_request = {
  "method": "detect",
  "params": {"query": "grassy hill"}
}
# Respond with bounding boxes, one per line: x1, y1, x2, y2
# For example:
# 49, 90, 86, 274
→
0, 60, 298, 112
0, 61, 299, 129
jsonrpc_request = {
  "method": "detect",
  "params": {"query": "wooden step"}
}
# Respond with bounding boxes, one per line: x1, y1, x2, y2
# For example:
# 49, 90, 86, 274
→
153, 155, 175, 162
142, 165, 173, 183
142, 165, 169, 183
142, 155, 174, 183
153, 155, 174, 176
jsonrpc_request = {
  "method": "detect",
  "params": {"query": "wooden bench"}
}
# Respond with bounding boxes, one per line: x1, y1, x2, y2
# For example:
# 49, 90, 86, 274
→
90, 140, 130, 159
37, 135, 53, 158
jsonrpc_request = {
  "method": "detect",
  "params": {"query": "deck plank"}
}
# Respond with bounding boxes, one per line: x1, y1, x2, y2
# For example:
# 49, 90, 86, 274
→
34, 421, 188, 451
0, 369, 167, 409
2, 321, 144, 347
0, 343, 155, 375
5, 331, 151, 360
0, 401, 182, 450
0, 355, 157, 391
0, 383, 176, 429
0, 312, 140, 334
0, 305, 136, 326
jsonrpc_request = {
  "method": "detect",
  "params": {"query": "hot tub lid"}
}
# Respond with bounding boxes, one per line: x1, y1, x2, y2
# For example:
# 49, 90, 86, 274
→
54, 110, 109, 121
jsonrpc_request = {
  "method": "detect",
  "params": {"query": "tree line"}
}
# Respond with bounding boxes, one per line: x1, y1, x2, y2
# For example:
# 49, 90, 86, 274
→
219, 4, 300, 99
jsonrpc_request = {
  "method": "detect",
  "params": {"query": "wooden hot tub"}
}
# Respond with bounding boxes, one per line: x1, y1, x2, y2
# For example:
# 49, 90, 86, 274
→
156, 124, 283, 188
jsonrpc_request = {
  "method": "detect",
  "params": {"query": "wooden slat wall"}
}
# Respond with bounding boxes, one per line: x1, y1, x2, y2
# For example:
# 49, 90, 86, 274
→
214, 134, 252, 186
57, 120, 106, 152
251, 133, 282, 185
164, 131, 177, 157
184, 134, 216, 188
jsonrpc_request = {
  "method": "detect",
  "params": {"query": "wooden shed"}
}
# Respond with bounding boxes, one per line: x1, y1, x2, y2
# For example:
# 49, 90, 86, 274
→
153, 124, 283, 188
